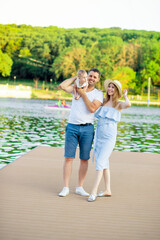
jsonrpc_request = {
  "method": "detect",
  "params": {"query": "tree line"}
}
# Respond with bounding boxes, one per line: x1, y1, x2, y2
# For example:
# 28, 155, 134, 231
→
0, 24, 160, 93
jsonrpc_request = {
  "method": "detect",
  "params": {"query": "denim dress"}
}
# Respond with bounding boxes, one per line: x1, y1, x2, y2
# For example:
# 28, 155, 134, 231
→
93, 106, 121, 170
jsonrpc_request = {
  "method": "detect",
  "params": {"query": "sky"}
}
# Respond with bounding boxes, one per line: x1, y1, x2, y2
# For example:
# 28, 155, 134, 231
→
1, 0, 160, 32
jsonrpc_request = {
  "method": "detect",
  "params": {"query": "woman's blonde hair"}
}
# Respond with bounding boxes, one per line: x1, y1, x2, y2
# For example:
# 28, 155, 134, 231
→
103, 83, 119, 107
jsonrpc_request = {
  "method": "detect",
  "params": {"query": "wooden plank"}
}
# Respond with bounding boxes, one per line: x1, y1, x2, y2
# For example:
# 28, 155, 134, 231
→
0, 146, 160, 240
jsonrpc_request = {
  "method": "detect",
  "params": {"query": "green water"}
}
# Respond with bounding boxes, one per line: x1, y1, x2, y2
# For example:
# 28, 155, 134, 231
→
0, 98, 159, 167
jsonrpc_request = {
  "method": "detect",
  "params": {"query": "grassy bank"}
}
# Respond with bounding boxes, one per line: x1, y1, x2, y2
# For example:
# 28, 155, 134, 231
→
0, 80, 159, 106
31, 89, 160, 106
31, 88, 72, 101
29, 86, 160, 106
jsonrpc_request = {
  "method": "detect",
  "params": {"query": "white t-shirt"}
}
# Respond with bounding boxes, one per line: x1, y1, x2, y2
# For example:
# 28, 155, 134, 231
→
68, 88, 103, 124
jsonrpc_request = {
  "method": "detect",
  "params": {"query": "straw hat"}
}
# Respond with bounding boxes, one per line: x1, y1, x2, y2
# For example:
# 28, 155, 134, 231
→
104, 79, 122, 97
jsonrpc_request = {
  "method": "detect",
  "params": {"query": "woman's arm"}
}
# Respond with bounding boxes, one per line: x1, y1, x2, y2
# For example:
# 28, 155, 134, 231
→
59, 76, 77, 93
119, 89, 131, 110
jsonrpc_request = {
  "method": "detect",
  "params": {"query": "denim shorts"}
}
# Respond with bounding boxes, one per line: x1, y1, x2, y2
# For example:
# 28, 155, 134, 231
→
64, 123, 94, 160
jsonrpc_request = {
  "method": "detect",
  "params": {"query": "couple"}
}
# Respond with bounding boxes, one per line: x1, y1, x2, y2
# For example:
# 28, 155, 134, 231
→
58, 68, 131, 202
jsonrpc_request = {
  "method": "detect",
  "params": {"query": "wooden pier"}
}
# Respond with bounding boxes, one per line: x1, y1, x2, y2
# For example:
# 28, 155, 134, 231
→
0, 146, 160, 240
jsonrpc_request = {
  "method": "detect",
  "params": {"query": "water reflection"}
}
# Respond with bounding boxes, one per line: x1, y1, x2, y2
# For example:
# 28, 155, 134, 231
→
0, 98, 159, 165
116, 122, 160, 153
0, 115, 67, 164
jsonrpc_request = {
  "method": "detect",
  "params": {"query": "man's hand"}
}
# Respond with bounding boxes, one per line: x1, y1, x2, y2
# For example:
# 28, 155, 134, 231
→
77, 87, 86, 97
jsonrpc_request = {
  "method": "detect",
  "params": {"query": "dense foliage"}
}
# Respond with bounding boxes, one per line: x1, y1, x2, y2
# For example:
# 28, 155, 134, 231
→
0, 24, 160, 92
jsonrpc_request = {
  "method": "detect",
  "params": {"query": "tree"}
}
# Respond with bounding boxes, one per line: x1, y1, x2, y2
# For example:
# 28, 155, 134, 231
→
5, 38, 22, 57
96, 36, 124, 80
1, 23, 160, 91
111, 66, 136, 89
52, 47, 87, 80
140, 61, 160, 87
0, 49, 13, 77
19, 48, 31, 57
117, 43, 141, 71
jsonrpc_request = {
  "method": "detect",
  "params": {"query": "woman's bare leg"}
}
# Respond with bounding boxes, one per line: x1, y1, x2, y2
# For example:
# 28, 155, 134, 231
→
103, 168, 111, 195
91, 170, 103, 196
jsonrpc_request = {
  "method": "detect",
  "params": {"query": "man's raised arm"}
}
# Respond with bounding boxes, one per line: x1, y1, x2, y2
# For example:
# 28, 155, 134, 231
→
59, 76, 77, 93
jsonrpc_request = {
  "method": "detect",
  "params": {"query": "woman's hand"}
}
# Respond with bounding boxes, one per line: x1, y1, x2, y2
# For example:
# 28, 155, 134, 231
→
123, 89, 128, 97
119, 89, 131, 109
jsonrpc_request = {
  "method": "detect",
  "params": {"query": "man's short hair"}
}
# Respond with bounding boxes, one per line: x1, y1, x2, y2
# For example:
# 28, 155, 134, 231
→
88, 68, 101, 77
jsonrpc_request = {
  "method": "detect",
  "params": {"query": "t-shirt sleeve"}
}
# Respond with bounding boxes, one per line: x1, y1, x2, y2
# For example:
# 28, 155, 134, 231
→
95, 90, 103, 103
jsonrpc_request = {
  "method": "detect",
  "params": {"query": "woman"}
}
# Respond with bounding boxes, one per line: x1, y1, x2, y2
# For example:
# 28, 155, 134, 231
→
88, 79, 131, 202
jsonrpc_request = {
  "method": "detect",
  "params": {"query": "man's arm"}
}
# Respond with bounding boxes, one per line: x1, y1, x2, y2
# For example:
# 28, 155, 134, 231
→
59, 76, 77, 93
77, 88, 102, 113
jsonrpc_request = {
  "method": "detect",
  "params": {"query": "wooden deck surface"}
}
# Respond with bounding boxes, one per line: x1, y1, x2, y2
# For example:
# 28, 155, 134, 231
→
0, 146, 160, 240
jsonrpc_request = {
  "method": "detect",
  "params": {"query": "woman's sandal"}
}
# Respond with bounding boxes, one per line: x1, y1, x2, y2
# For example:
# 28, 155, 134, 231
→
98, 191, 112, 197
87, 194, 97, 202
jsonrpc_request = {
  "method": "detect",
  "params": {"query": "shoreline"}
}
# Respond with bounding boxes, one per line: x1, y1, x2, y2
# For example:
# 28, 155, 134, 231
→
0, 95, 159, 106
0, 84, 159, 106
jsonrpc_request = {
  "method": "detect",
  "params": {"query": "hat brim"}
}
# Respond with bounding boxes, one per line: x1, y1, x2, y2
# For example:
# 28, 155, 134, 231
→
104, 79, 122, 98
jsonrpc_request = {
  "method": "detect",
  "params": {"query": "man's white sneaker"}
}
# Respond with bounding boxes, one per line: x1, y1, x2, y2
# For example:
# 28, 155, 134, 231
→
58, 187, 69, 197
75, 187, 89, 196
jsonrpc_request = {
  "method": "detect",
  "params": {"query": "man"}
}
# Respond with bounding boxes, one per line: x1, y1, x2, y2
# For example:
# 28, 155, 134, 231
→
58, 68, 103, 197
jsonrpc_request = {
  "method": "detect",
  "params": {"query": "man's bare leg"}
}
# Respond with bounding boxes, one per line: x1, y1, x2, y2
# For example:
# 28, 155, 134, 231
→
63, 158, 74, 187
75, 159, 89, 196
78, 159, 88, 186
59, 157, 74, 197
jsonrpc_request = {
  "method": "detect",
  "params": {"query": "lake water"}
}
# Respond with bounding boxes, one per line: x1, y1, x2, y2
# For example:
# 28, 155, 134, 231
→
0, 98, 159, 167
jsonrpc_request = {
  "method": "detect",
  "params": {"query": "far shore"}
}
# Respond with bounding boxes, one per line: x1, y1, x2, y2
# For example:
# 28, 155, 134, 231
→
0, 84, 159, 106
